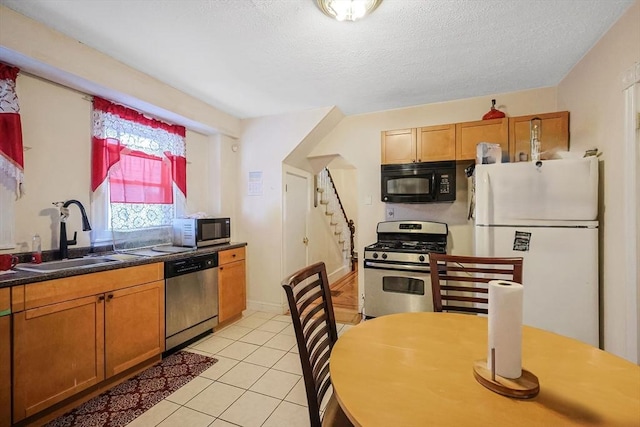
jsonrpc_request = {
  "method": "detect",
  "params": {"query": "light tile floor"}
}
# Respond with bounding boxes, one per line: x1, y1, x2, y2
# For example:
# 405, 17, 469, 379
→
127, 310, 355, 427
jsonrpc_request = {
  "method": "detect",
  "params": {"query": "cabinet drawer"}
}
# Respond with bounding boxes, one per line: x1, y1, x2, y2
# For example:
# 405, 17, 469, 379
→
219, 247, 246, 265
23, 263, 163, 310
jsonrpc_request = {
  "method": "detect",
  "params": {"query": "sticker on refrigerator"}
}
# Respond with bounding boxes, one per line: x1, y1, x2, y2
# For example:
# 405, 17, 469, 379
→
513, 231, 531, 251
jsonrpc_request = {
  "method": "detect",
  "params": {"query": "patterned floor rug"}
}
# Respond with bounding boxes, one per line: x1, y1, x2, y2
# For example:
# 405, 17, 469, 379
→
45, 351, 217, 427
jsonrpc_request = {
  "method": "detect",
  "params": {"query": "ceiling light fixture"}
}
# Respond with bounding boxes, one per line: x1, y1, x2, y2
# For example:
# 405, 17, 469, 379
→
316, 0, 383, 22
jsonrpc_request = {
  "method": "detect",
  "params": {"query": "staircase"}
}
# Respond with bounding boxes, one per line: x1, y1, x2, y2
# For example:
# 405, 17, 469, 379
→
316, 168, 356, 271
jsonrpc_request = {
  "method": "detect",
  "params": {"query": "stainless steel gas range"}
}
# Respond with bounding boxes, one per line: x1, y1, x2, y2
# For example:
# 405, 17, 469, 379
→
363, 220, 448, 318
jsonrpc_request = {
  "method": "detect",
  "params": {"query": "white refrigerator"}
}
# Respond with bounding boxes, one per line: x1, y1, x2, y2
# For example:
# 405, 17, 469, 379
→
474, 157, 599, 347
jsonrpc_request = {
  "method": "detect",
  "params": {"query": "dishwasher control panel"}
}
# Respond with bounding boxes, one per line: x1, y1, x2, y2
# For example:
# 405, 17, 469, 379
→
164, 253, 218, 278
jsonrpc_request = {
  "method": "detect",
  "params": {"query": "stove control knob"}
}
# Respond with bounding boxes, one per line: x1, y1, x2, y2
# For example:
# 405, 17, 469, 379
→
382, 253, 387, 259
373, 253, 379, 259
419, 255, 425, 262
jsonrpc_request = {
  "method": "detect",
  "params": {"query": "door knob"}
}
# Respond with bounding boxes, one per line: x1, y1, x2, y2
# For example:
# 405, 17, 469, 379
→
303, 237, 309, 245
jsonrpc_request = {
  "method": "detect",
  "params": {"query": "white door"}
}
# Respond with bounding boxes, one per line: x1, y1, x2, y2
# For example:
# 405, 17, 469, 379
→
475, 224, 599, 347
284, 171, 309, 278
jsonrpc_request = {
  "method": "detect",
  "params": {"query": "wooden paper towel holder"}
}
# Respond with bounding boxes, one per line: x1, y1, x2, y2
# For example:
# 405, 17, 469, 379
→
473, 349, 540, 399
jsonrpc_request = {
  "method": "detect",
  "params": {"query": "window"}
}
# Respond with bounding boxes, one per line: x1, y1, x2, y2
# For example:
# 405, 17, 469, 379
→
90, 97, 186, 244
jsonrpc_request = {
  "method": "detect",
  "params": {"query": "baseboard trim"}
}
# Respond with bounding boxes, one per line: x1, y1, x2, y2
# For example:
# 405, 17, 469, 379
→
246, 300, 286, 314
328, 265, 349, 284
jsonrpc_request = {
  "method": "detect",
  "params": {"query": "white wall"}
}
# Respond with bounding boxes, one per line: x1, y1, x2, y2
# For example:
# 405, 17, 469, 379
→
557, 0, 640, 359
14, 74, 91, 252
237, 107, 334, 313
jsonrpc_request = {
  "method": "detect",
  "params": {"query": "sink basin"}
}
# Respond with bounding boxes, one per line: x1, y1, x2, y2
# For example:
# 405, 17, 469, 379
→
14, 257, 119, 273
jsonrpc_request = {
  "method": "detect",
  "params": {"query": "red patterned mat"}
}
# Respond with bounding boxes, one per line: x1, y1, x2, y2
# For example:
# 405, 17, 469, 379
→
45, 351, 217, 427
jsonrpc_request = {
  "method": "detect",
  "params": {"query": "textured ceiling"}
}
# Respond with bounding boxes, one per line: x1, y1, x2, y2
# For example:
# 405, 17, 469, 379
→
0, 0, 634, 119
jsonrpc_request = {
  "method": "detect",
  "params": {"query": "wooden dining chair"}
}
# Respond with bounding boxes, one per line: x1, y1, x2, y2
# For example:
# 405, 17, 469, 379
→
282, 262, 353, 427
428, 253, 524, 314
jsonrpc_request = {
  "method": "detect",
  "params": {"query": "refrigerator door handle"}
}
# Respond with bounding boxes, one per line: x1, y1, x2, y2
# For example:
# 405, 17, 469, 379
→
475, 224, 492, 257
476, 169, 491, 225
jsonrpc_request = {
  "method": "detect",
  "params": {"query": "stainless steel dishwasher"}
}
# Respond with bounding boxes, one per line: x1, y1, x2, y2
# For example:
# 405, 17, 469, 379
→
165, 253, 218, 352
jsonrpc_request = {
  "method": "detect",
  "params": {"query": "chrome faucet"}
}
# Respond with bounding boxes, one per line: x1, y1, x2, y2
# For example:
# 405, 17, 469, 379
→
54, 200, 92, 259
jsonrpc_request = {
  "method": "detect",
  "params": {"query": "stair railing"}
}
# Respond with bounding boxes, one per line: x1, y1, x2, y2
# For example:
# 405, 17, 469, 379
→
315, 168, 356, 271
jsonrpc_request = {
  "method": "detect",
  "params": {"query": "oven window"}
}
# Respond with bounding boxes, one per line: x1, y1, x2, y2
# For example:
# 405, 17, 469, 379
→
386, 177, 431, 195
382, 276, 425, 295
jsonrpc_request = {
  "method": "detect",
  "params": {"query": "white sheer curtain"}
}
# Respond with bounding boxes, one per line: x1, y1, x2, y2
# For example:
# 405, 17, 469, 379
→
90, 97, 186, 248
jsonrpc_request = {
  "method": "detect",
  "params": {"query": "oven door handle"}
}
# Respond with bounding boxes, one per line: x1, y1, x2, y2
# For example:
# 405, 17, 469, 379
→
365, 261, 431, 272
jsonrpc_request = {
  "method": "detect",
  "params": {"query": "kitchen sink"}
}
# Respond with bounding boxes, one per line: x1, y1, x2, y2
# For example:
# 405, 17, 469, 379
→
14, 256, 120, 273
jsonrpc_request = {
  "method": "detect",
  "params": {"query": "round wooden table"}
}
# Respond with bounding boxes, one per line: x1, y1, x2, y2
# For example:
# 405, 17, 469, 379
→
330, 312, 640, 427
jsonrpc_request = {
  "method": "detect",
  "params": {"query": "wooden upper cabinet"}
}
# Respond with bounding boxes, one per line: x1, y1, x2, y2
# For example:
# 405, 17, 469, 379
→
509, 111, 569, 162
455, 118, 509, 161
417, 125, 456, 161
381, 128, 417, 164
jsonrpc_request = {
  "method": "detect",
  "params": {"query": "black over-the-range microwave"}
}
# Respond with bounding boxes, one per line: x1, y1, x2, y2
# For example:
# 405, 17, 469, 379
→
381, 161, 456, 203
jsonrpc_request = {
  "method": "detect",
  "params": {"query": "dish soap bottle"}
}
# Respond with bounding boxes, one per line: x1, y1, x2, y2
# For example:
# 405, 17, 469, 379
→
31, 233, 42, 264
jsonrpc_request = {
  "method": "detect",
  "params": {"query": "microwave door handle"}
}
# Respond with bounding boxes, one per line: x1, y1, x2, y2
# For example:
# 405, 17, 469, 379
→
430, 172, 437, 199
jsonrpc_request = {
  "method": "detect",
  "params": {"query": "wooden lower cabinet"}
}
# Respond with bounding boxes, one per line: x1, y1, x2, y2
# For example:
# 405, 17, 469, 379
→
12, 263, 164, 423
218, 248, 247, 323
13, 295, 105, 421
0, 287, 11, 427
105, 280, 164, 378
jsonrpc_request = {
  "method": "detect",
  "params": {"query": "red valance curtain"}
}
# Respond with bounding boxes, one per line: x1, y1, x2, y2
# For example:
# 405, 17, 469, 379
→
0, 62, 24, 197
91, 97, 187, 198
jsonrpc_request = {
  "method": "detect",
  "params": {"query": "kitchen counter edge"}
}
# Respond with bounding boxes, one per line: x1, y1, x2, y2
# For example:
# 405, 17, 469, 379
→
0, 242, 247, 288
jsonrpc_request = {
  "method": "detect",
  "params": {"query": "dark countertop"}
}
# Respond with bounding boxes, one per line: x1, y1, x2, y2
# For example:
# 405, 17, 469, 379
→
0, 242, 247, 289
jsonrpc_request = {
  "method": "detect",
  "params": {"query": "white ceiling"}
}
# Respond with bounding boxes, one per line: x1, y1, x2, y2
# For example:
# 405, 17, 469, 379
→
0, 0, 634, 119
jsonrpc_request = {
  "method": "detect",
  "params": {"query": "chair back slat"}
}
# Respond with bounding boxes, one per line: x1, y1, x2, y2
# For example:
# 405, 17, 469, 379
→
442, 304, 488, 315
298, 287, 324, 316
282, 262, 339, 427
429, 254, 523, 314
301, 303, 326, 330
441, 285, 489, 294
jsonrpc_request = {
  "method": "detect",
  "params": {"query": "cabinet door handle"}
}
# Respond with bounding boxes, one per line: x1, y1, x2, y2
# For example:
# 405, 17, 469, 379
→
232, 254, 236, 258
220, 267, 223, 271
97, 295, 105, 302
107, 294, 114, 301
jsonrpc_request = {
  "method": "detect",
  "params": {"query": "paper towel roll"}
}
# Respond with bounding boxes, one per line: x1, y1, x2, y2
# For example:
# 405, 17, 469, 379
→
487, 280, 524, 379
